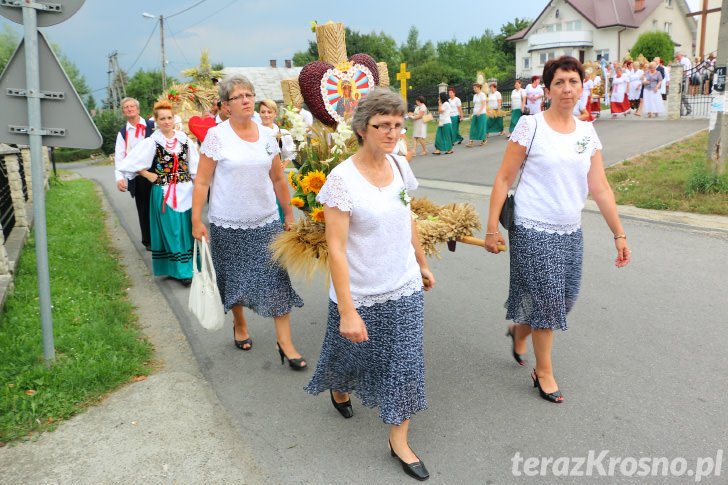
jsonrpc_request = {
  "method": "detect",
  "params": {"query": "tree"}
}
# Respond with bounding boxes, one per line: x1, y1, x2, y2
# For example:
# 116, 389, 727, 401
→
410, 60, 465, 87
630, 31, 675, 63
494, 18, 532, 59
0, 25, 19, 73
55, 51, 95, 111
400, 27, 435, 68
92, 109, 126, 154
125, 69, 176, 116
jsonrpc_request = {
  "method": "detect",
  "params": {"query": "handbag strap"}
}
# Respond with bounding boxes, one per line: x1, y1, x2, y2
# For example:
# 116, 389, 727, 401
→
513, 117, 538, 196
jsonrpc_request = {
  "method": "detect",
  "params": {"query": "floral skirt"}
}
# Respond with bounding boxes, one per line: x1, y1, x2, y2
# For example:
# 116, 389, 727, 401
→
304, 291, 427, 425
505, 223, 583, 331
209, 221, 303, 316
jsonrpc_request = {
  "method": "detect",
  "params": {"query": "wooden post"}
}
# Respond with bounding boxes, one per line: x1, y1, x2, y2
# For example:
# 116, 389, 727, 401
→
686, 0, 722, 58
397, 63, 411, 104
707, 0, 727, 175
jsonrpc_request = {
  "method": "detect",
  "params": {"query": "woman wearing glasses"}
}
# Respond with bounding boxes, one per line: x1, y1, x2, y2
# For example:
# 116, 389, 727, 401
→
191, 74, 306, 368
304, 88, 435, 481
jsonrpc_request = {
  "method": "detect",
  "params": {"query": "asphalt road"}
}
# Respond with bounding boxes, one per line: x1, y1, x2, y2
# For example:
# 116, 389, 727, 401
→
70, 116, 727, 484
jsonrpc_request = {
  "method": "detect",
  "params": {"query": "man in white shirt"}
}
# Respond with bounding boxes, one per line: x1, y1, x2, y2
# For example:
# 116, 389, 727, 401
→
114, 97, 155, 250
675, 52, 692, 115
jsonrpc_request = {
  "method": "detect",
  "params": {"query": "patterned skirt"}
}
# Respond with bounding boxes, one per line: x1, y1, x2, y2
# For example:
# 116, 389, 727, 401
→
505, 223, 583, 331
209, 221, 303, 317
304, 291, 427, 425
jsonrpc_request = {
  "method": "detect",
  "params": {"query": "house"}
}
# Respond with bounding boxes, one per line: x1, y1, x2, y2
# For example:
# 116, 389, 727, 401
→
506, 0, 697, 78
221, 60, 302, 103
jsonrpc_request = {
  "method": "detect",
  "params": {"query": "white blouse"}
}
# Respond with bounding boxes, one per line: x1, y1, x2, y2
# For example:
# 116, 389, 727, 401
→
510, 88, 524, 110
438, 101, 452, 126
509, 112, 602, 234
487, 91, 502, 110
473, 92, 487, 115
117, 129, 199, 212
449, 96, 462, 116
269, 123, 296, 162
316, 155, 421, 308
200, 121, 282, 229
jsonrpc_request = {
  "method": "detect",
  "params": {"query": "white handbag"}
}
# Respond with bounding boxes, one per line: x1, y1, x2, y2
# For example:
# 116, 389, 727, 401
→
188, 237, 225, 331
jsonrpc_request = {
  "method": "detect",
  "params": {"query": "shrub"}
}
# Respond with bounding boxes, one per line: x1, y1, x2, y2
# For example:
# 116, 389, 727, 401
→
630, 32, 675, 63
92, 110, 126, 155
685, 164, 728, 195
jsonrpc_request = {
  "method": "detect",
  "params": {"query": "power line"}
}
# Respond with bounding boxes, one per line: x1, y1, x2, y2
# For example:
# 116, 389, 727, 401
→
174, 0, 237, 35
166, 0, 209, 19
164, 18, 191, 68
126, 22, 158, 74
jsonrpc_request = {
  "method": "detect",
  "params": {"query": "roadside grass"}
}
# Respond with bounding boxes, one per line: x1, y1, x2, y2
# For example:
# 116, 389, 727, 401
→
0, 177, 153, 444
605, 130, 728, 216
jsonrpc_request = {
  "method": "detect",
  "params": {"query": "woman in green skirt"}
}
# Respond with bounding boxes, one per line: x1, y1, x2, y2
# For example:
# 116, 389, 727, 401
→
466, 83, 487, 146
486, 83, 504, 136
119, 100, 199, 286
508, 79, 526, 136
434, 92, 453, 154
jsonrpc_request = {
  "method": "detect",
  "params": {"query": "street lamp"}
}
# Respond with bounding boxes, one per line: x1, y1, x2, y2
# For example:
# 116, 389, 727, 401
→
142, 12, 167, 92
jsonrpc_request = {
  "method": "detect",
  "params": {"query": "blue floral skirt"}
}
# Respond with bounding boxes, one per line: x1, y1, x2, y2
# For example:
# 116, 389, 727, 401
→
209, 221, 303, 317
506, 224, 583, 331
304, 291, 427, 425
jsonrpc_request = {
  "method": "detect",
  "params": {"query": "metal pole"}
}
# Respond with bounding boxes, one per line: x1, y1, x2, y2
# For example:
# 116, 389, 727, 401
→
22, 4, 55, 362
707, 0, 728, 176
160, 15, 166, 92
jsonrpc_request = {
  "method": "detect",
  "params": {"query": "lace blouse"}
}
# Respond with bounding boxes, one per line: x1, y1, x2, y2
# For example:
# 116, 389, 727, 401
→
509, 112, 603, 234
200, 121, 281, 229
316, 155, 421, 308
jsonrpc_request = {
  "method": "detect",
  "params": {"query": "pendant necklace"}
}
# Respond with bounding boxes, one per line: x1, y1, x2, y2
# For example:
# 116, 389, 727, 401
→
165, 138, 177, 151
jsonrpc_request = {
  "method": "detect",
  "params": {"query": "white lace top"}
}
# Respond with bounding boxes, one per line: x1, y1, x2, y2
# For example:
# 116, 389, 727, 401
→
316, 155, 422, 308
509, 112, 602, 234
200, 121, 281, 229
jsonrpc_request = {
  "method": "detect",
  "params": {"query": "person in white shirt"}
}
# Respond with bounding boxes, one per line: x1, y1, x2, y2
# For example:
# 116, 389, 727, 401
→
114, 97, 155, 250
508, 79, 526, 135
466, 83, 488, 146
486, 83, 504, 136
675, 52, 692, 115
525, 75, 544, 115
485, 55, 630, 405
448, 88, 464, 144
299, 106, 314, 126
434, 91, 453, 154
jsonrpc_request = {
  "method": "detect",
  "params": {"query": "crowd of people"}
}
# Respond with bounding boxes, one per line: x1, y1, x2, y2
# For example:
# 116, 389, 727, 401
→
112, 55, 633, 480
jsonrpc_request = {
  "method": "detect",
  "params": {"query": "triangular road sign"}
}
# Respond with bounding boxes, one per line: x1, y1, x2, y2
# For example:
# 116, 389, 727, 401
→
0, 30, 102, 149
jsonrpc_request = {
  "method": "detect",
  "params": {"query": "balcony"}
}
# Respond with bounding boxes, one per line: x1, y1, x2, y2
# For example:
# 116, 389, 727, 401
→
527, 30, 593, 51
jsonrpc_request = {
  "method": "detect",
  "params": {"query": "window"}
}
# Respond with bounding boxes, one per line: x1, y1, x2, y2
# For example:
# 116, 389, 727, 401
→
539, 51, 556, 64
652, 19, 657, 31
546, 24, 554, 32
666, 0, 672, 7
565, 20, 581, 31
523, 57, 530, 69
554, 23, 562, 31
545, 23, 562, 32
564, 50, 573, 57
664, 22, 672, 34
595, 49, 610, 61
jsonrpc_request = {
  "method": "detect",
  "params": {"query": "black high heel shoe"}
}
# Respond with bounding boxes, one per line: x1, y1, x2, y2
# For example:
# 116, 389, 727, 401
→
329, 389, 353, 418
388, 440, 429, 481
506, 325, 526, 366
233, 328, 252, 351
276, 342, 306, 370
531, 369, 564, 403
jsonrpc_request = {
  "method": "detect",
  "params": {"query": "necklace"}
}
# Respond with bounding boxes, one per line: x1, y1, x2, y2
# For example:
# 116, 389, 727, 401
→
165, 138, 177, 150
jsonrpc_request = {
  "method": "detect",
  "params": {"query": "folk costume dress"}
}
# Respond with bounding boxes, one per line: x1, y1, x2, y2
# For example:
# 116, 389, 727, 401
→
448, 96, 463, 143
435, 101, 454, 152
469, 91, 487, 141
119, 129, 199, 280
199, 121, 303, 316
525, 83, 544, 115
486, 90, 504, 134
304, 154, 427, 425
610, 74, 631, 115
506, 113, 602, 331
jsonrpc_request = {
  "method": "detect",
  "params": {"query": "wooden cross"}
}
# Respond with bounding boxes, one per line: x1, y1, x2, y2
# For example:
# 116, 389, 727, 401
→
396, 63, 411, 104
686, 0, 722, 58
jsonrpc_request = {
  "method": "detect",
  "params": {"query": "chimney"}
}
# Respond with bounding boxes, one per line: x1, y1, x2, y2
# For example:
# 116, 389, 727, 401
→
269, 59, 277, 68
634, 0, 645, 11
285, 59, 292, 68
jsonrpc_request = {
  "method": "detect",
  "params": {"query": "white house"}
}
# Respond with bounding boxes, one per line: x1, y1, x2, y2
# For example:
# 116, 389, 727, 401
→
507, 0, 697, 78
222, 60, 302, 103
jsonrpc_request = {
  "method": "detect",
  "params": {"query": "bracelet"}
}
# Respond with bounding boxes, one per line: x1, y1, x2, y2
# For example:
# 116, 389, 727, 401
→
486, 231, 500, 236
614, 234, 626, 240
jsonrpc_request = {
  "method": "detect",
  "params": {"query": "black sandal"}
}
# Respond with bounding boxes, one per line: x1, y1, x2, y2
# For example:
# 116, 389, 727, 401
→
234, 328, 252, 351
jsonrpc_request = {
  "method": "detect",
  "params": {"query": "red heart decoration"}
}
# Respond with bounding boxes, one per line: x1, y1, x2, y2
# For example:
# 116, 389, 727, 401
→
188, 115, 216, 142
299, 54, 378, 126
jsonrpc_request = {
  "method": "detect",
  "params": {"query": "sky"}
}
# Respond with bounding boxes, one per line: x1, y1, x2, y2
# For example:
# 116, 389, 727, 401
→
0, 0, 702, 104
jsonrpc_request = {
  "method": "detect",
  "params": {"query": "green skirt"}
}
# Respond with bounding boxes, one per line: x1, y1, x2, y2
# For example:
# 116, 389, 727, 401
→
469, 113, 487, 141
450, 116, 463, 143
486, 116, 504, 134
509, 109, 522, 133
150, 185, 194, 279
435, 124, 454, 151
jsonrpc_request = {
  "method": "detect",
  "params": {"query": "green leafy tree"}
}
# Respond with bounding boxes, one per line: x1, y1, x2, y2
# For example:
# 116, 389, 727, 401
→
0, 25, 19, 73
400, 27, 435, 68
92, 109, 126, 154
494, 18, 532, 58
410, 60, 465, 86
630, 31, 675, 63
125, 69, 176, 116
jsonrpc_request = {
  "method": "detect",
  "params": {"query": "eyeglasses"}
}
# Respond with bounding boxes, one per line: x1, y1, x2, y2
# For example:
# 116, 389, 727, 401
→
227, 93, 255, 103
369, 123, 403, 134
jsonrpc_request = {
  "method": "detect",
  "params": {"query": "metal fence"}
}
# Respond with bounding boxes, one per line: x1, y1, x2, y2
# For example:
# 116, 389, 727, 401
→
0, 156, 15, 240
679, 64, 714, 118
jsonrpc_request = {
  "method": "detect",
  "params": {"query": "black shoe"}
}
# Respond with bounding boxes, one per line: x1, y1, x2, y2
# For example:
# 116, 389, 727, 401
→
506, 325, 526, 366
179, 278, 192, 287
531, 369, 564, 403
330, 389, 353, 418
276, 342, 306, 370
233, 328, 252, 351
389, 440, 429, 481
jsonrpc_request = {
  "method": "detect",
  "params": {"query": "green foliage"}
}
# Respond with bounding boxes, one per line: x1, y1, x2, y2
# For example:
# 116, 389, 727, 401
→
494, 18, 532, 59
125, 69, 176, 116
630, 31, 675, 63
52, 148, 99, 163
0, 25, 19, 73
0, 179, 153, 443
400, 27, 435, 68
92, 110, 126, 154
686, 164, 728, 195
410, 60, 465, 86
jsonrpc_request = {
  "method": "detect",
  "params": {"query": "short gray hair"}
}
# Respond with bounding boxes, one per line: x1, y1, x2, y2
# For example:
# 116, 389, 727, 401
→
350, 87, 405, 145
120, 97, 139, 109
218, 74, 255, 102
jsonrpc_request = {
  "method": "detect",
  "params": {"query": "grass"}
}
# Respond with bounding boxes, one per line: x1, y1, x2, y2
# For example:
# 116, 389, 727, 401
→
0, 177, 153, 444
605, 130, 728, 216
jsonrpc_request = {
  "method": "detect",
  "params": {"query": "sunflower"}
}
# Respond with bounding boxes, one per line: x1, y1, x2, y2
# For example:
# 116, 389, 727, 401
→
298, 173, 309, 194
301, 170, 327, 195
310, 207, 325, 222
291, 197, 305, 208
287, 170, 298, 190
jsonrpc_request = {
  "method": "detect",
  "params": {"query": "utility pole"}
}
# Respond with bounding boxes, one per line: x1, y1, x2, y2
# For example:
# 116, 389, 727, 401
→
159, 15, 166, 92
106, 51, 125, 110
707, 0, 727, 175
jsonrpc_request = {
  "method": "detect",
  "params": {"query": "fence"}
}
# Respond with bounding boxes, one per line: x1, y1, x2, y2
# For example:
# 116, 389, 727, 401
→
0, 143, 51, 309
